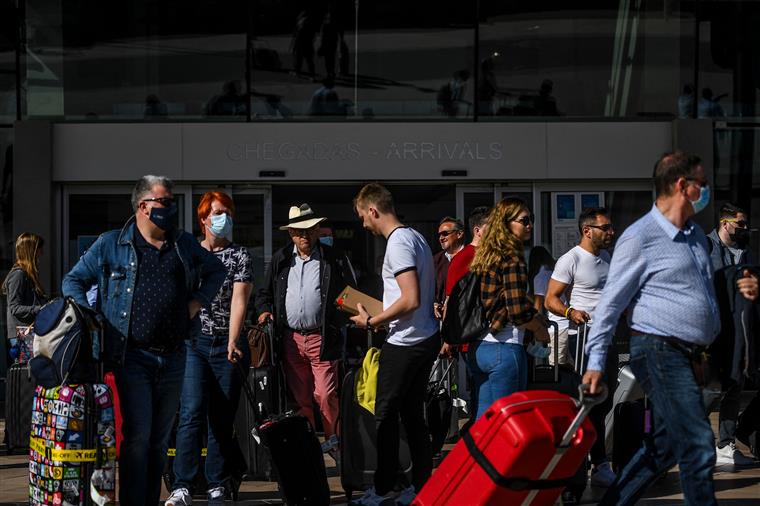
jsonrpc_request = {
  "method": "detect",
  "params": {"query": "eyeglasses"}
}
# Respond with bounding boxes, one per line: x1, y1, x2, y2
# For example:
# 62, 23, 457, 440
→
512, 215, 535, 226
587, 224, 614, 232
438, 229, 462, 238
142, 197, 175, 207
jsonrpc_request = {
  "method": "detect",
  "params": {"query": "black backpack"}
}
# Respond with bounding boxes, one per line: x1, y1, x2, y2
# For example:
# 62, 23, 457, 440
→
441, 271, 488, 345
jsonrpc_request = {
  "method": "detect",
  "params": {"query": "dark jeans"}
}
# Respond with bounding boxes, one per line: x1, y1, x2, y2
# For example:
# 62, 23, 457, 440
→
600, 334, 717, 506
173, 334, 250, 491
703, 375, 744, 448
374, 334, 439, 495
737, 391, 760, 448
114, 346, 186, 506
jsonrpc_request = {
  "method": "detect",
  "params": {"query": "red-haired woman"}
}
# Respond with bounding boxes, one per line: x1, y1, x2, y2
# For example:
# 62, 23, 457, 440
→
166, 191, 253, 506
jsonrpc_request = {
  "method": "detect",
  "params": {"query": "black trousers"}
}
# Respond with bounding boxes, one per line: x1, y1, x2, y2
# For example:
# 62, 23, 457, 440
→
374, 333, 439, 494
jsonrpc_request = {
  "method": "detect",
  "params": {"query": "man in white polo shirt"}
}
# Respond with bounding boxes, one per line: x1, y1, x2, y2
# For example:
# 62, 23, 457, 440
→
545, 206, 616, 488
350, 183, 440, 506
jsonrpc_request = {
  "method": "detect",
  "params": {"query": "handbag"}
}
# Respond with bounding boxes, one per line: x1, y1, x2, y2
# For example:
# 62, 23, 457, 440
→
246, 322, 273, 368
441, 271, 488, 345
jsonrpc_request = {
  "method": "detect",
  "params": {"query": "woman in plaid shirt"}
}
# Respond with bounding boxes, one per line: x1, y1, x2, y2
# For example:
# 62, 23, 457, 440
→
467, 197, 550, 419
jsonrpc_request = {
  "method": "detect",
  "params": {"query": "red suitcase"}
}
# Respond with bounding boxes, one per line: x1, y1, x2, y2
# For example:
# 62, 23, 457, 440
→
414, 387, 605, 506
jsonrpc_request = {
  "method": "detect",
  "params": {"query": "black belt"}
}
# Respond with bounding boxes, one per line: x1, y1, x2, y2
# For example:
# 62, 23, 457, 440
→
287, 327, 321, 335
130, 341, 180, 356
632, 332, 705, 357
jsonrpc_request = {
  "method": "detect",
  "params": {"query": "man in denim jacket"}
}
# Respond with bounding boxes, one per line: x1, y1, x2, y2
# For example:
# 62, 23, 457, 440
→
63, 175, 225, 506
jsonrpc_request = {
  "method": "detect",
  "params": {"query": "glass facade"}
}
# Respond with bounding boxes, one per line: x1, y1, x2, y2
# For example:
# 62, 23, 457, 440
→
6, 0, 748, 122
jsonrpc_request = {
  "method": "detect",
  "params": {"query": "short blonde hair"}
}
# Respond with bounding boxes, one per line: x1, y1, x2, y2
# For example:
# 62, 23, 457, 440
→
354, 183, 395, 214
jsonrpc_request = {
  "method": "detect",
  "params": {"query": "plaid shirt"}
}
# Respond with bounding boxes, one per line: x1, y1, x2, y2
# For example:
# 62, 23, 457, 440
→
480, 254, 536, 332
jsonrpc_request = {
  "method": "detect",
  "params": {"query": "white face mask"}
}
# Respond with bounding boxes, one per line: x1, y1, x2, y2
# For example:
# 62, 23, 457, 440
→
208, 213, 233, 239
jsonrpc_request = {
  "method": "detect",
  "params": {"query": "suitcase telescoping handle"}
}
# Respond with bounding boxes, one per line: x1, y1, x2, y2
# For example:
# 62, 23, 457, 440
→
519, 383, 609, 506
560, 383, 608, 448
548, 320, 559, 382
233, 355, 263, 444
573, 322, 589, 375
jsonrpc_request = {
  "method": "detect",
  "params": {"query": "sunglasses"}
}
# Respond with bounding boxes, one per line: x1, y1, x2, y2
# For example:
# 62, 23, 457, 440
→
142, 197, 176, 207
512, 215, 535, 226
438, 229, 462, 238
587, 224, 614, 232
723, 219, 749, 228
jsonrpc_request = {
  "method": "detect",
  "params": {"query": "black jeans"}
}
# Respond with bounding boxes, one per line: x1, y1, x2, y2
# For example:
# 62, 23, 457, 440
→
374, 333, 439, 495
703, 375, 744, 447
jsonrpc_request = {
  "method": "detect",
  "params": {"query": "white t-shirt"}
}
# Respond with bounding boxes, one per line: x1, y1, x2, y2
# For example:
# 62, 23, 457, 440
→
383, 227, 439, 346
550, 245, 611, 320
534, 266, 570, 331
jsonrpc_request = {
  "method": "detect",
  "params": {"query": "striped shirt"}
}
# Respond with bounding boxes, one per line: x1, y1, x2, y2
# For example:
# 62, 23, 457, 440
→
585, 204, 721, 372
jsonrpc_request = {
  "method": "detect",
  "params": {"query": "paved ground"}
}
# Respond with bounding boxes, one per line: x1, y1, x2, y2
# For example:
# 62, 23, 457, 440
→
2, 394, 759, 505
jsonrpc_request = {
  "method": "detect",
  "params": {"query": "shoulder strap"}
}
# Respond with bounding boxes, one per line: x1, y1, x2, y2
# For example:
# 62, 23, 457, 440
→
462, 430, 574, 491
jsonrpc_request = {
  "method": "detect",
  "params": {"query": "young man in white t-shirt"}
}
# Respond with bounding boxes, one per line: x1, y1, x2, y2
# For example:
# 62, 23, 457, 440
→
350, 183, 440, 506
545, 206, 617, 488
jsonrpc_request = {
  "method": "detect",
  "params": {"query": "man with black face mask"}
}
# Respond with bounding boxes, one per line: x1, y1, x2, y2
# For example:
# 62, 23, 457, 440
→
705, 202, 757, 466
63, 175, 226, 505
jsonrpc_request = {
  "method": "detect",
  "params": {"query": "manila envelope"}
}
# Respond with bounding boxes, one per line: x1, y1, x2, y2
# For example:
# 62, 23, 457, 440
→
335, 286, 384, 317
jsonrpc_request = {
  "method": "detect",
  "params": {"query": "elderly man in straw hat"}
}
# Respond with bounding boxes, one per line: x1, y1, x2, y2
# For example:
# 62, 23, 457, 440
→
255, 203, 355, 456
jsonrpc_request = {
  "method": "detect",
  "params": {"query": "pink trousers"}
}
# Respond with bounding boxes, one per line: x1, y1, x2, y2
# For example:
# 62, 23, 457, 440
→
283, 330, 340, 437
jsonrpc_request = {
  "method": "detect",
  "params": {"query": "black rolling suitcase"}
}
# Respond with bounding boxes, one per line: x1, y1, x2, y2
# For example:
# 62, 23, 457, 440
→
235, 319, 284, 481
612, 397, 654, 473
235, 365, 282, 480
425, 357, 455, 457
5, 362, 36, 453
235, 360, 330, 505
339, 365, 413, 501
527, 321, 588, 504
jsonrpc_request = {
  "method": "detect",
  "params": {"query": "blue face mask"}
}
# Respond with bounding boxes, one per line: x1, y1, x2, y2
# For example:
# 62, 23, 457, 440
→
149, 204, 178, 232
208, 213, 233, 238
319, 236, 334, 247
690, 185, 711, 215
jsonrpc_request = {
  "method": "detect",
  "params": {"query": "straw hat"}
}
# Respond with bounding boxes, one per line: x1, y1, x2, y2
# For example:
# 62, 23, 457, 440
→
279, 203, 327, 230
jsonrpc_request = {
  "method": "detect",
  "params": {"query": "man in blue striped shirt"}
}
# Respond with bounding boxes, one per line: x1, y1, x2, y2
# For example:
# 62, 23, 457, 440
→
584, 151, 758, 505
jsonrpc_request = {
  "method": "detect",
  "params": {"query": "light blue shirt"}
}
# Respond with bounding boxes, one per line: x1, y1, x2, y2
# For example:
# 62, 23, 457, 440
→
585, 204, 720, 372
285, 246, 322, 330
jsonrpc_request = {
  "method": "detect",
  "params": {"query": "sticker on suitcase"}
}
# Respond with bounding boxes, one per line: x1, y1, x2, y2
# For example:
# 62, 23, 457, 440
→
29, 384, 117, 506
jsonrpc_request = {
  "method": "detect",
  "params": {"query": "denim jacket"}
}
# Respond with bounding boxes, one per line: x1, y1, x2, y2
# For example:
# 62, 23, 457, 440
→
62, 217, 226, 365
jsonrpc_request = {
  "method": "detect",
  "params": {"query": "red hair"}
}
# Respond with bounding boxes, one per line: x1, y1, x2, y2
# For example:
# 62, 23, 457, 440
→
197, 191, 235, 230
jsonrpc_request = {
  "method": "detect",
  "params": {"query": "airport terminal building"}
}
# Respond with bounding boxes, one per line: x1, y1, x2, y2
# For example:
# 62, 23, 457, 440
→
0, 1, 759, 377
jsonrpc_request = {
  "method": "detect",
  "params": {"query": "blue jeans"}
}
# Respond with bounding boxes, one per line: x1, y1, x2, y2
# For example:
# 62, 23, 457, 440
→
173, 334, 250, 491
465, 340, 527, 420
113, 346, 186, 506
600, 334, 717, 506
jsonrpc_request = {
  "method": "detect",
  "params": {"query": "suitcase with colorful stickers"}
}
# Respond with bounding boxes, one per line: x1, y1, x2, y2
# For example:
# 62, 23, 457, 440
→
28, 382, 117, 505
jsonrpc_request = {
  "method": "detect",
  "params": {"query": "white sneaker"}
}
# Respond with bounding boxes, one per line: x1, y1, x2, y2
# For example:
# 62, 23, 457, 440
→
350, 486, 396, 506
715, 442, 755, 466
395, 485, 416, 506
590, 461, 616, 488
207, 486, 226, 506
165, 488, 192, 506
